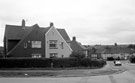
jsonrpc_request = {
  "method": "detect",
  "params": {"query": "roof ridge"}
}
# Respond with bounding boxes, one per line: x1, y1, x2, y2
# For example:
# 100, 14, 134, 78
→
76, 41, 86, 50
6, 24, 32, 27
57, 28, 65, 29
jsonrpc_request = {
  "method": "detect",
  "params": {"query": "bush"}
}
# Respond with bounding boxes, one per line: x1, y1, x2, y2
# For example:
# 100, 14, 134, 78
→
70, 51, 85, 59
130, 55, 135, 63
0, 58, 106, 68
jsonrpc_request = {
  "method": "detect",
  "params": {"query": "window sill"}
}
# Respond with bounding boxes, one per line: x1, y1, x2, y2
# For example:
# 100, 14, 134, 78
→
49, 47, 58, 49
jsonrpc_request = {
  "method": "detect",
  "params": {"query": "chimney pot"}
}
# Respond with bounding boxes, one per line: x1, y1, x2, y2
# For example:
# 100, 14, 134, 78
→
50, 22, 54, 27
22, 19, 25, 28
73, 36, 76, 41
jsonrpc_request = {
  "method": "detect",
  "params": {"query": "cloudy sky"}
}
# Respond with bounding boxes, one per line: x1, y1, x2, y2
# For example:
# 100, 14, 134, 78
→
0, 0, 135, 46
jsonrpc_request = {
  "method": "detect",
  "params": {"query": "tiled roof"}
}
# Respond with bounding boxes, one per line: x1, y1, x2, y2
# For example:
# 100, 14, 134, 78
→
57, 29, 71, 42
4, 24, 70, 42
96, 46, 135, 54
70, 40, 86, 52
77, 42, 87, 50
5, 25, 34, 40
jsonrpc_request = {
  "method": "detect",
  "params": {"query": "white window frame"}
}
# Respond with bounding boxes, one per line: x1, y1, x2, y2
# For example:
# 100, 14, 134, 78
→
31, 41, 41, 48
60, 42, 64, 49
49, 40, 57, 49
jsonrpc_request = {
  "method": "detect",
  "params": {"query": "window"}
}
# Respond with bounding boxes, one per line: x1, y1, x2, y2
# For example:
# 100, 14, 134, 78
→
50, 53, 58, 58
32, 54, 41, 58
49, 40, 57, 49
91, 54, 97, 58
60, 42, 64, 49
31, 41, 41, 48
24, 43, 27, 48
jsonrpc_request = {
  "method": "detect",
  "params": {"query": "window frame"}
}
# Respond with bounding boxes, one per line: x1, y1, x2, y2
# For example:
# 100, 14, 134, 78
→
24, 43, 27, 48
31, 41, 42, 48
49, 40, 58, 49
61, 42, 64, 49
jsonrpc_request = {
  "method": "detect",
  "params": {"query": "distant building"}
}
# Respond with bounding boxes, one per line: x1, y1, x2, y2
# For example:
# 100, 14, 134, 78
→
86, 45, 135, 59
4, 20, 72, 58
96, 46, 135, 59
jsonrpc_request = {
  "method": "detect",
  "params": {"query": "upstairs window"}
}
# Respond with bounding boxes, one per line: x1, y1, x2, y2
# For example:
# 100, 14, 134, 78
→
60, 42, 64, 49
31, 41, 41, 48
24, 43, 27, 48
49, 40, 57, 49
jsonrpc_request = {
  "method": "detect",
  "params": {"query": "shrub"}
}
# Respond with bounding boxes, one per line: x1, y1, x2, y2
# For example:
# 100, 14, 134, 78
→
130, 55, 135, 63
70, 51, 85, 59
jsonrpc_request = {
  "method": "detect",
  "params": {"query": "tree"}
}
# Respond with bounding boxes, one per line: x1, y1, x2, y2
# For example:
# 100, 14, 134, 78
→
128, 44, 135, 49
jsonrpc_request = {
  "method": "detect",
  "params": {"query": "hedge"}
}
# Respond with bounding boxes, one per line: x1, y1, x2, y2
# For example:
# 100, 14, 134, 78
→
107, 57, 114, 61
0, 58, 106, 68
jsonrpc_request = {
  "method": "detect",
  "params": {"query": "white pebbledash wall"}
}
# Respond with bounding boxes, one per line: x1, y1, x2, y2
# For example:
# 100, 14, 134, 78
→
45, 25, 72, 58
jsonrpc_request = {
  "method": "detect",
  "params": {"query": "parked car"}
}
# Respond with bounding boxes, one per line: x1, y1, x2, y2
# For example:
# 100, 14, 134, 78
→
114, 60, 122, 66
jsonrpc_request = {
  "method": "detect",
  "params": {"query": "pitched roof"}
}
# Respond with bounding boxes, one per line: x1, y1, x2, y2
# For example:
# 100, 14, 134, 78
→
77, 42, 87, 50
96, 46, 135, 54
57, 29, 71, 42
5, 25, 34, 40
7, 24, 39, 55
4, 25, 70, 42
70, 40, 86, 52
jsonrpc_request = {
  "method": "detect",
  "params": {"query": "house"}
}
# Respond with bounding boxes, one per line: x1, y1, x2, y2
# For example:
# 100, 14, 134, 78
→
70, 37, 88, 57
87, 47, 102, 59
4, 20, 72, 58
96, 46, 135, 59
86, 45, 135, 59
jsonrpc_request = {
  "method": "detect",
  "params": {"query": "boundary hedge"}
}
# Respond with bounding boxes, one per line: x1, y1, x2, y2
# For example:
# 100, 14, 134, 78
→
0, 58, 106, 68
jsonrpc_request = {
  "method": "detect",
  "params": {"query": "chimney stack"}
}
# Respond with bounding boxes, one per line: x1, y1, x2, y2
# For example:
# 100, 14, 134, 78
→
73, 36, 76, 41
50, 22, 54, 27
22, 19, 25, 29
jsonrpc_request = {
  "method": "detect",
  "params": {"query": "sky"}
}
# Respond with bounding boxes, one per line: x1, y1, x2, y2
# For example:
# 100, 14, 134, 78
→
0, 0, 135, 46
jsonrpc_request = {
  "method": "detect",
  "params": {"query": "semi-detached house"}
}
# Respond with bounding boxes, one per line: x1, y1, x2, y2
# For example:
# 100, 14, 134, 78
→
4, 20, 72, 58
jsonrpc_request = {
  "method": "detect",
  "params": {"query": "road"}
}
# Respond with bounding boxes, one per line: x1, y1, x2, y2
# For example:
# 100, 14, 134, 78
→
0, 60, 135, 83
